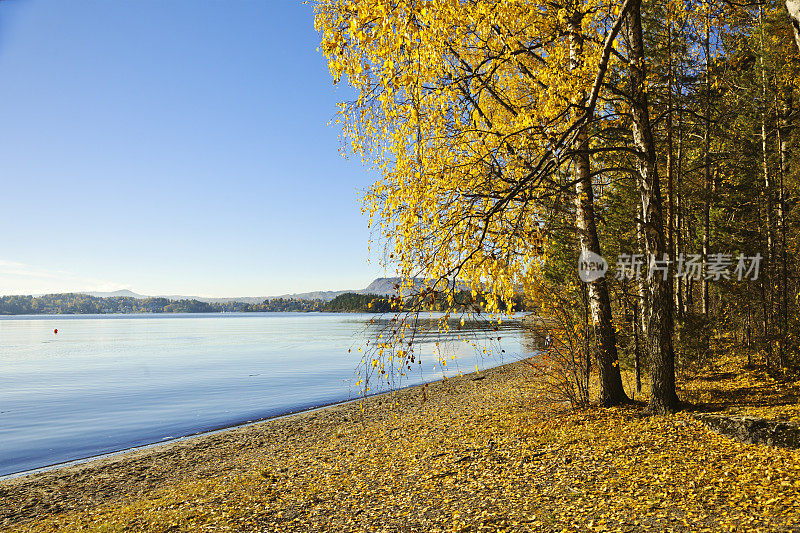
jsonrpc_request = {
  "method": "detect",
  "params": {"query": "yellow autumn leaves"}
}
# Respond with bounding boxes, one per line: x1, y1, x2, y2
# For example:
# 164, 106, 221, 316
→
14, 358, 800, 532
315, 0, 620, 322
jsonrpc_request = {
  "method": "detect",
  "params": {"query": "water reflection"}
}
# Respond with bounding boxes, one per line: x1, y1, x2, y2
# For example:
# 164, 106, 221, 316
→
0, 313, 530, 476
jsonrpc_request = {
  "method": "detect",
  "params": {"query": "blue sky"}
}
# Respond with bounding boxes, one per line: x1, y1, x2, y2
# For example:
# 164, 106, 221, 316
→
0, 0, 385, 297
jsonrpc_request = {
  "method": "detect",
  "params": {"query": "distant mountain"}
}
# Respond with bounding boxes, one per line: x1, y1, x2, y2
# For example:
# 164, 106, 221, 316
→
269, 290, 350, 302
158, 295, 270, 305
86, 290, 148, 299
3, 277, 527, 315
272, 277, 432, 301
360, 277, 432, 296
83, 291, 268, 305
81, 277, 435, 305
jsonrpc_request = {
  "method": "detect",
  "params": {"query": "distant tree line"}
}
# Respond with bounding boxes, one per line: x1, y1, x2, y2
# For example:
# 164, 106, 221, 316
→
0, 293, 387, 315
244, 294, 393, 312
412, 290, 528, 313
324, 291, 530, 313
0, 291, 531, 315
243, 298, 326, 312
324, 293, 393, 312
0, 294, 246, 315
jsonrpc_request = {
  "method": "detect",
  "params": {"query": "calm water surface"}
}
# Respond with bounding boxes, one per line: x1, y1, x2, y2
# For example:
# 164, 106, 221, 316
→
0, 312, 528, 476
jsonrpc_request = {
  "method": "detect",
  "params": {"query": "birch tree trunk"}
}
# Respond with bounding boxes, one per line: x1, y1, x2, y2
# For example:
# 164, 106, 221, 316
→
787, 0, 800, 52
570, 12, 628, 406
777, 93, 791, 368
627, 0, 680, 413
759, 3, 775, 365
702, 22, 712, 317
675, 105, 685, 317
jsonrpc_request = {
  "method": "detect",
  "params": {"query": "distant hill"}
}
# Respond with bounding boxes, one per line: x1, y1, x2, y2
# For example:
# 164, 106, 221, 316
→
360, 277, 433, 296
0, 293, 235, 315
86, 291, 269, 305
272, 277, 434, 301
269, 290, 351, 302
2, 278, 508, 315
79, 277, 434, 304
159, 295, 270, 305
86, 289, 148, 299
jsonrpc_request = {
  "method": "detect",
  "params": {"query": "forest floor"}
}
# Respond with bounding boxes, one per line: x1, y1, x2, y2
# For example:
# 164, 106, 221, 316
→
1, 354, 799, 532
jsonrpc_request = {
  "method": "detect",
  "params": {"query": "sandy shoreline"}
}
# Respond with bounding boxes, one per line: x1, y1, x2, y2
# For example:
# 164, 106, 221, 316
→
0, 394, 370, 483
3, 357, 799, 532
0, 360, 525, 529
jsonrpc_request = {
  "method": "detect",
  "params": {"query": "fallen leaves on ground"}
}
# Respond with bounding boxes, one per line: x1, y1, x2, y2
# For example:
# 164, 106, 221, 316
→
679, 352, 800, 422
4, 359, 799, 532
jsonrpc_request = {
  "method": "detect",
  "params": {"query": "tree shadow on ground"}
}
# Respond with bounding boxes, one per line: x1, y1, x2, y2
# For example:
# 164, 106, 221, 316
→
679, 358, 800, 420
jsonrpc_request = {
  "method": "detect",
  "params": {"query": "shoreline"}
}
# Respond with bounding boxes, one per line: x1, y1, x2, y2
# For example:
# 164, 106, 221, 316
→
1, 312, 533, 486
0, 360, 524, 528
0, 367, 472, 482
0, 395, 361, 482
3, 356, 799, 531
0, 311, 535, 318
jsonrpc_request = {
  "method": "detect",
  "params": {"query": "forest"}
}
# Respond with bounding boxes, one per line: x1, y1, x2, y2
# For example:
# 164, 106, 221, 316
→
3, 3, 800, 531
0, 293, 396, 315
315, 0, 800, 413
0, 294, 244, 315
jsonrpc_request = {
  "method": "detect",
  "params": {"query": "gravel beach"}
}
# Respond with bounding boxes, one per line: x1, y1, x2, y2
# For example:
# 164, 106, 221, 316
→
1, 361, 528, 530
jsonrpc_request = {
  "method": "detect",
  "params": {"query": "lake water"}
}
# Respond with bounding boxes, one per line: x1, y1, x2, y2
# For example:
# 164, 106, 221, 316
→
0, 312, 530, 477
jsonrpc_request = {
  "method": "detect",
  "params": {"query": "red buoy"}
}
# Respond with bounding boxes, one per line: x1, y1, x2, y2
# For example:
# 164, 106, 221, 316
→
53, 328, 58, 335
